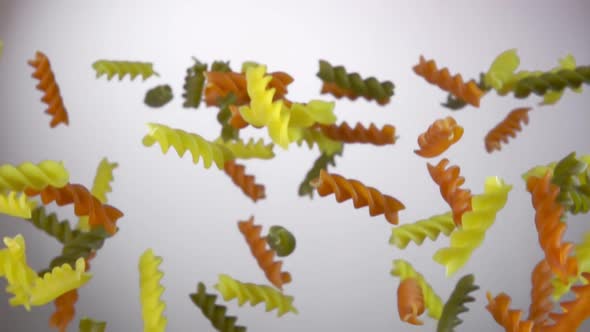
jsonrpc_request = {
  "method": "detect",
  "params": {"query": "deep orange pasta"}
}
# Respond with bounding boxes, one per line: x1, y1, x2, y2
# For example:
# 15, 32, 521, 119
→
224, 160, 266, 202
28, 51, 69, 127
427, 159, 472, 226
414, 117, 463, 158
316, 122, 396, 146
484, 107, 531, 153
204, 71, 293, 107
397, 278, 425, 325
528, 259, 553, 331
486, 292, 535, 332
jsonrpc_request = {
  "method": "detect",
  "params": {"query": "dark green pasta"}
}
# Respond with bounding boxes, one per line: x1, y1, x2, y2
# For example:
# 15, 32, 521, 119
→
182, 58, 208, 108
436, 274, 479, 332
513, 66, 590, 98
266, 225, 296, 257
298, 149, 343, 197
144, 84, 173, 108
78, 317, 106, 332
216, 93, 240, 141
189, 282, 246, 332
552, 152, 590, 215
317, 60, 395, 104
26, 206, 79, 244
211, 60, 232, 72
442, 73, 489, 110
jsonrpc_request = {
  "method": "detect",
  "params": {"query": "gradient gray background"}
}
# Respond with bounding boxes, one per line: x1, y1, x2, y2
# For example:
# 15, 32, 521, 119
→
1, 0, 590, 331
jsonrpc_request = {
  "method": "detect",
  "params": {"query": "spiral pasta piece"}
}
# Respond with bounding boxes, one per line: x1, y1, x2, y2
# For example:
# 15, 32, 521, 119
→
543, 274, 590, 332
317, 60, 395, 105
144, 85, 173, 108
317, 122, 396, 146
294, 128, 344, 156
298, 149, 342, 198
50, 289, 78, 332
190, 282, 247, 332
28, 51, 69, 127
527, 172, 578, 282
211, 60, 232, 73
288, 100, 337, 128
551, 152, 590, 215
389, 212, 456, 249
0, 191, 37, 218
78, 158, 118, 231
397, 278, 425, 325
486, 292, 535, 332
513, 66, 590, 98
92, 60, 158, 81
229, 104, 249, 129
217, 93, 240, 141
427, 158, 473, 226
434, 176, 511, 276
30, 258, 91, 307
0, 160, 69, 192
415, 117, 463, 157
413, 56, 483, 107
527, 260, 553, 330
390, 259, 443, 319
484, 49, 521, 93
215, 138, 275, 160
139, 249, 167, 332
215, 274, 298, 317
238, 217, 291, 289
79, 317, 107, 332
442, 73, 490, 110
312, 169, 405, 224
142, 123, 235, 170
25, 183, 123, 235
437, 274, 478, 332
484, 108, 531, 153
26, 207, 78, 244
224, 160, 266, 202
182, 58, 207, 108
266, 226, 296, 257
552, 232, 590, 300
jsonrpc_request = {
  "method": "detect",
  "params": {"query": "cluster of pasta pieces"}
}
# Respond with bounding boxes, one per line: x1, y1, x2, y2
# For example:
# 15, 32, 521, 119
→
1, 46, 589, 332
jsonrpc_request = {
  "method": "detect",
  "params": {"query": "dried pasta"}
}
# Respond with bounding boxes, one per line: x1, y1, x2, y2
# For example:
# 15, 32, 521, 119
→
217, 93, 240, 141
28, 51, 69, 127
238, 217, 291, 289
484, 49, 521, 93
389, 212, 456, 249
294, 128, 344, 156
0, 191, 37, 218
144, 84, 173, 108
223, 160, 266, 202
0, 160, 69, 192
317, 122, 396, 146
551, 152, 590, 215
441, 73, 489, 110
215, 274, 298, 317
26, 207, 78, 244
413, 55, 484, 107
527, 260, 553, 330
317, 60, 395, 105
484, 107, 531, 153
288, 100, 337, 128
190, 282, 247, 332
415, 117, 463, 158
552, 231, 590, 300
427, 158, 473, 226
436, 274, 478, 332
311, 169, 405, 224
513, 66, 590, 98
390, 259, 443, 319
266, 225, 296, 257
92, 60, 158, 81
433, 176, 512, 276
78, 317, 107, 332
397, 278, 425, 325
182, 58, 207, 108
51, 289, 78, 332
298, 149, 342, 198
211, 60, 232, 73
215, 138, 275, 160
142, 123, 235, 169
77, 158, 118, 231
139, 249, 167, 332
485, 292, 534, 332
542, 274, 590, 332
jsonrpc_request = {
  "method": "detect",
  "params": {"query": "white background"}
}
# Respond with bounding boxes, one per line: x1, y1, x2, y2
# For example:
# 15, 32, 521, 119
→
1, 0, 590, 331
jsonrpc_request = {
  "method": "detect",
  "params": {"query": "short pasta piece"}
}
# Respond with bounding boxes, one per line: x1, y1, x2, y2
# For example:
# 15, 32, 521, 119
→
92, 60, 158, 81
28, 51, 69, 127
415, 117, 463, 158
390, 259, 443, 319
0, 160, 69, 192
190, 282, 247, 332
223, 160, 266, 202
317, 122, 396, 146
0, 191, 37, 218
437, 274, 478, 332
427, 158, 473, 226
138, 249, 167, 332
397, 278, 425, 325
484, 107, 531, 153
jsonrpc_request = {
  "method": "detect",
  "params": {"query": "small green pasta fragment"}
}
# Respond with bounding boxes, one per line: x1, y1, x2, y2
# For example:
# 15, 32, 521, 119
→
139, 249, 167, 332
78, 317, 107, 332
211, 60, 232, 72
27, 207, 79, 244
391, 259, 443, 319
215, 138, 275, 160
217, 93, 240, 141
288, 100, 337, 128
390, 212, 456, 249
298, 149, 342, 198
266, 226, 296, 257
190, 282, 247, 332
436, 274, 479, 332
441, 74, 490, 110
144, 85, 173, 108
182, 58, 207, 108
513, 66, 590, 98
92, 60, 158, 81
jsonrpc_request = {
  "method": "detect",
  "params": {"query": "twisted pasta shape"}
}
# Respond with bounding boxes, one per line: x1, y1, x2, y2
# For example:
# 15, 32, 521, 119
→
238, 217, 291, 289
317, 60, 395, 105
312, 169, 405, 224
437, 274, 478, 332
92, 60, 158, 81
484, 49, 521, 93
224, 160, 266, 202
294, 128, 344, 156
390, 259, 443, 319
144, 84, 173, 108
215, 138, 275, 160
543, 274, 590, 332
266, 226, 296, 257
229, 104, 249, 129
397, 278, 425, 325
0, 191, 37, 218
215, 274, 298, 317
25, 184, 123, 235
485, 108, 531, 153
389, 212, 456, 249
485, 292, 535, 332
513, 66, 590, 98
139, 249, 167, 332
30, 258, 91, 307
50, 289, 78, 332
182, 58, 207, 108
211, 60, 232, 73
413, 56, 484, 107
190, 282, 247, 332
217, 93, 240, 141
288, 100, 337, 129
434, 176, 512, 276
551, 152, 590, 215
26, 207, 78, 244
78, 158, 118, 231
427, 158, 473, 226
79, 317, 107, 332
442, 73, 489, 110
298, 150, 342, 198
527, 173, 578, 282
552, 232, 590, 300
28, 51, 69, 127
527, 260, 553, 330
0, 160, 69, 192
142, 123, 234, 170
415, 117, 463, 157
317, 122, 396, 146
